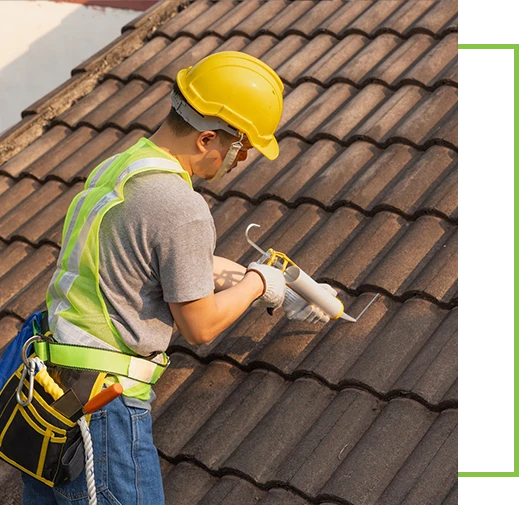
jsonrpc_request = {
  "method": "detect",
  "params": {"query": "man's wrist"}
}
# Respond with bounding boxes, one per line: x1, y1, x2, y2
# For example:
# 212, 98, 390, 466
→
244, 270, 265, 299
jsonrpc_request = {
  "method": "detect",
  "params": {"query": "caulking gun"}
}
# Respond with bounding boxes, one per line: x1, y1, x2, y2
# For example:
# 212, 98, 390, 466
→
246, 224, 379, 322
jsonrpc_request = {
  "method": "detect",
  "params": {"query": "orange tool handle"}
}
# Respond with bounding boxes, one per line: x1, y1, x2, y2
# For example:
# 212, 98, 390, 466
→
83, 383, 123, 414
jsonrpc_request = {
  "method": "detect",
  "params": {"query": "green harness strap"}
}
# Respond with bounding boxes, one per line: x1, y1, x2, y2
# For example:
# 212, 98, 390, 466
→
33, 340, 168, 385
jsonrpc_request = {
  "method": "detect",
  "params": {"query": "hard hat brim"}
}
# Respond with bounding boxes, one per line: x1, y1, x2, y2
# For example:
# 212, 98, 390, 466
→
256, 136, 279, 161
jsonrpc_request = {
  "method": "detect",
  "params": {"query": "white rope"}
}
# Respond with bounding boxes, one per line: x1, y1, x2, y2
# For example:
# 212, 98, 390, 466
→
78, 416, 97, 505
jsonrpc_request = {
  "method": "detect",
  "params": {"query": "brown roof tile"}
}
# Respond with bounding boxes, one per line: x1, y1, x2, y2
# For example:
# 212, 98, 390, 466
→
110, 81, 173, 130
148, 36, 227, 81
230, 0, 289, 37
257, 0, 317, 38
0, 179, 82, 245
1, 127, 149, 182
284, 0, 345, 37
197, 137, 310, 200
38, 128, 126, 182
320, 84, 457, 149
0, 125, 73, 179
377, 411, 457, 505
387, 32, 458, 86
328, 0, 456, 37
197, 140, 457, 220
55, 79, 125, 128
169, 295, 455, 405
392, 307, 457, 404
272, 33, 337, 80
203, 0, 265, 38
157, 0, 234, 39
69, 80, 149, 130
108, 36, 196, 81
205, 199, 457, 303
0, 315, 22, 351
160, 460, 312, 505
321, 402, 455, 504
156, 0, 456, 42
0, 243, 58, 319
193, 477, 264, 504
413, 0, 457, 34
161, 462, 217, 505
322, 213, 456, 301
153, 355, 455, 502
104, 32, 457, 102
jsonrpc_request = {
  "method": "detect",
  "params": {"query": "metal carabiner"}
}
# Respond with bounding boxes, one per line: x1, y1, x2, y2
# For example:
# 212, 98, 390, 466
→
16, 335, 44, 407
16, 358, 36, 407
20, 335, 44, 368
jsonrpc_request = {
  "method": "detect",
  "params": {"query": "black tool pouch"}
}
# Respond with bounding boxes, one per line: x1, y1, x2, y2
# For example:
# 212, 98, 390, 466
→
0, 362, 85, 487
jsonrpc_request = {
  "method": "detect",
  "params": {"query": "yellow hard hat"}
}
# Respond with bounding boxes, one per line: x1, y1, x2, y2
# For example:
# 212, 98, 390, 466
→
176, 51, 284, 160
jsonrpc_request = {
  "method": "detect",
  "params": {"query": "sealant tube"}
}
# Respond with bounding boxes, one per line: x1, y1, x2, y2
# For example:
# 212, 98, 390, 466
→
283, 266, 344, 320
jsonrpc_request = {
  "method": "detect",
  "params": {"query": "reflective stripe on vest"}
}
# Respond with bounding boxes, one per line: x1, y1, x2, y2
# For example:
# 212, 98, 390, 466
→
46, 138, 193, 398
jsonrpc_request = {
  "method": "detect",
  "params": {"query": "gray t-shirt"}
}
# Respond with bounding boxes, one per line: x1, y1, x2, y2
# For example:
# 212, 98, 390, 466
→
98, 171, 216, 358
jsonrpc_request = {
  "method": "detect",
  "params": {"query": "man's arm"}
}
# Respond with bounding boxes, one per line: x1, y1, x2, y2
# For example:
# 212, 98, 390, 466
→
169, 269, 264, 346
213, 255, 246, 292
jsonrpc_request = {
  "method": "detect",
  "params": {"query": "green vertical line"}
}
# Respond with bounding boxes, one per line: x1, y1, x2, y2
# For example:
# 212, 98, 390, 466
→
457, 45, 518, 477
514, 46, 518, 475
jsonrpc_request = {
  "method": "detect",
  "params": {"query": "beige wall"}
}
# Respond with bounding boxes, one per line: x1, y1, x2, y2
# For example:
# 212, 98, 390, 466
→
0, 0, 139, 134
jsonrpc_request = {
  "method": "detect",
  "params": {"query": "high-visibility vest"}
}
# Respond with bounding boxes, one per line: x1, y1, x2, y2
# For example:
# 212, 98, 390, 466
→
43, 137, 193, 400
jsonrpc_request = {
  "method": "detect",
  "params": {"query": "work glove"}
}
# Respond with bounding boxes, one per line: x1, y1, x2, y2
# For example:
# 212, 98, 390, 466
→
247, 262, 286, 310
283, 284, 338, 324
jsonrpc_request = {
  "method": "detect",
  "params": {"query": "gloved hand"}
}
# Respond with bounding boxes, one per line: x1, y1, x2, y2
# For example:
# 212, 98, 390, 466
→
247, 262, 286, 309
283, 284, 338, 324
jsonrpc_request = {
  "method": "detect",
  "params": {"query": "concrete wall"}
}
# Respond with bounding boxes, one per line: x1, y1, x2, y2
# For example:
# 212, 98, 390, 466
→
0, 0, 141, 134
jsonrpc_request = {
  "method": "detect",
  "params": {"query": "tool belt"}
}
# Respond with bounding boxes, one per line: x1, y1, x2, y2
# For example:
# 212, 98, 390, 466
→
0, 358, 100, 486
0, 311, 169, 488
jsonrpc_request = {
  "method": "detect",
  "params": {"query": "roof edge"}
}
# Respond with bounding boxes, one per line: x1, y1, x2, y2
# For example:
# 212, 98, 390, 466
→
0, 0, 188, 166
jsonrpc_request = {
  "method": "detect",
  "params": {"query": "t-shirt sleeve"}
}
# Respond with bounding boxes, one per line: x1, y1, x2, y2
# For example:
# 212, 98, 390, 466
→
156, 218, 216, 303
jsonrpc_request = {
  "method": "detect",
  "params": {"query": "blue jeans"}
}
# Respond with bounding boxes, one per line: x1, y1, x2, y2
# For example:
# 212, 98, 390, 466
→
21, 396, 164, 505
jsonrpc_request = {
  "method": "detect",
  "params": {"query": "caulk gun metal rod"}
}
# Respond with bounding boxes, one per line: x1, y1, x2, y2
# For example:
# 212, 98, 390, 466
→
245, 223, 268, 257
354, 293, 381, 322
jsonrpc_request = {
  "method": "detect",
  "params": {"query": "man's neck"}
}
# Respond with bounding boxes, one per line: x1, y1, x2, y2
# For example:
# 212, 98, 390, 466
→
148, 125, 194, 176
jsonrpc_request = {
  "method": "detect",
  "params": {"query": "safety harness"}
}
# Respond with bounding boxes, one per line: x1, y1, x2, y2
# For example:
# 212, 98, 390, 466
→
0, 139, 192, 502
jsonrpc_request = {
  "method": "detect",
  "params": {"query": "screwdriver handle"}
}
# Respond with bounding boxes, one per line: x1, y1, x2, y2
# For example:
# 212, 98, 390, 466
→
83, 383, 123, 414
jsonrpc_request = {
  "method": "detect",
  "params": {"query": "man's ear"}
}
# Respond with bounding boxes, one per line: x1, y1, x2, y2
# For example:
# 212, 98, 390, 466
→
196, 131, 217, 153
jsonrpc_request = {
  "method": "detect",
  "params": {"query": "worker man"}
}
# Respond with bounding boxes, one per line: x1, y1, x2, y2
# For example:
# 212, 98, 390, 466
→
20, 51, 333, 505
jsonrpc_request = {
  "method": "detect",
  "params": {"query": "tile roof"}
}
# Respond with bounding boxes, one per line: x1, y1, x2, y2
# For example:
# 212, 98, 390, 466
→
0, 1, 457, 503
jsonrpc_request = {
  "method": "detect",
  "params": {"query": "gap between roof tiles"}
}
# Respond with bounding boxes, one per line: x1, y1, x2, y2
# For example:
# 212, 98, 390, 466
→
107, 73, 457, 94
0, 165, 458, 226
155, 450, 348, 505
0, 317, 457, 415
0, 236, 60, 252
153, 26, 458, 44
155, 403, 456, 505
281, 77, 458, 94
164, 347, 457, 413
0, 236, 457, 310
0, 171, 87, 188
0, 311, 24, 325
274, 132, 458, 155
0, 137, 457, 188
197, 189, 458, 225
